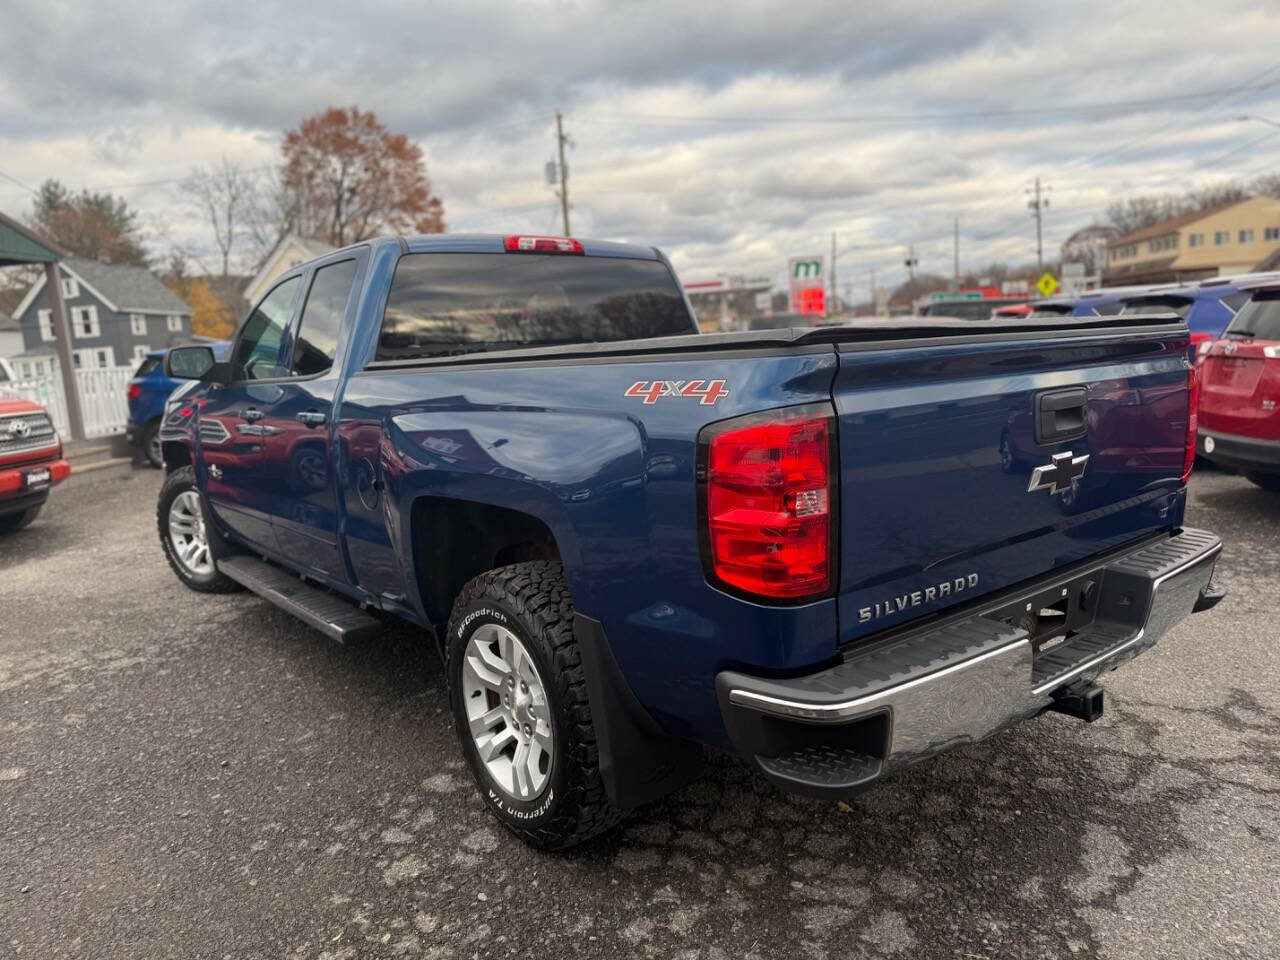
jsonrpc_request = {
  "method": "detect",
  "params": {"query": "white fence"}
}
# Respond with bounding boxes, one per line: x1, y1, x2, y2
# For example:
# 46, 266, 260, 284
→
1, 365, 135, 438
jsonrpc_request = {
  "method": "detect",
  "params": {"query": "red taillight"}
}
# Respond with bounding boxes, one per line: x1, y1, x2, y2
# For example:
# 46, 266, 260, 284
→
126, 383, 142, 401
503, 235, 584, 254
699, 404, 835, 601
1182, 367, 1198, 486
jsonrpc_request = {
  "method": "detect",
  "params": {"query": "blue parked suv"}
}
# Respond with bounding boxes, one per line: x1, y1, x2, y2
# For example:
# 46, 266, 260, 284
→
127, 344, 229, 467
1118, 275, 1280, 364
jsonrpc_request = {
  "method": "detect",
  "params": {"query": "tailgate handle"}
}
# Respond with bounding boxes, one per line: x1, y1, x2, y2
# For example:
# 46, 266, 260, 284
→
1035, 388, 1087, 444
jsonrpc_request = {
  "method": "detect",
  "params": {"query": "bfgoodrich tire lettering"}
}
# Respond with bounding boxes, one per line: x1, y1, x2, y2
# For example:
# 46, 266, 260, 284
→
447, 561, 622, 850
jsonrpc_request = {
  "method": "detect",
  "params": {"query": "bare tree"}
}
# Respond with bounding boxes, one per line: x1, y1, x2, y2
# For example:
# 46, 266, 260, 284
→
183, 157, 254, 276
1105, 180, 1251, 235
243, 169, 297, 270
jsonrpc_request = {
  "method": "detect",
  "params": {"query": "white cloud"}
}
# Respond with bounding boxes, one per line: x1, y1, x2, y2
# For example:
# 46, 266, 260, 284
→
1, 0, 1278, 289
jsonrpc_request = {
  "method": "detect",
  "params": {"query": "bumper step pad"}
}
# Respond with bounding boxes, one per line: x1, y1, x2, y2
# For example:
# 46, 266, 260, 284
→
757, 745, 882, 791
218, 556, 381, 643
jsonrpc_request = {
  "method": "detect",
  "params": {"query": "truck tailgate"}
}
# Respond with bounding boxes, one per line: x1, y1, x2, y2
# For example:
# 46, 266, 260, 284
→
833, 321, 1192, 645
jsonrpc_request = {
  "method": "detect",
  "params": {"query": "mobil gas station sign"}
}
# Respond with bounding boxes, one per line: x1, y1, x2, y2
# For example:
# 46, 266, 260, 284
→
788, 255, 826, 316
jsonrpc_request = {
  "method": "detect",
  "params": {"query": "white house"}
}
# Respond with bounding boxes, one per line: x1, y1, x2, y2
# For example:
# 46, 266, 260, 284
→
243, 234, 335, 306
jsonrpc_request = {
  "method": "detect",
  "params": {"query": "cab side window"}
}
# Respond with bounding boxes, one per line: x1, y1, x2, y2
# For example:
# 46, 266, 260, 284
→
291, 260, 357, 377
233, 277, 300, 381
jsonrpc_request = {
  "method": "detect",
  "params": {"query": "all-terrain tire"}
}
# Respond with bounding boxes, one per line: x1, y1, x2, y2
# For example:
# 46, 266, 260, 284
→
156, 465, 243, 593
446, 561, 623, 850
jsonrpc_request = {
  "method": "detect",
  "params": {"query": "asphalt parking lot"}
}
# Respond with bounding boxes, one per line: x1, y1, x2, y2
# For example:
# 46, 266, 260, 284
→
2, 466, 1278, 960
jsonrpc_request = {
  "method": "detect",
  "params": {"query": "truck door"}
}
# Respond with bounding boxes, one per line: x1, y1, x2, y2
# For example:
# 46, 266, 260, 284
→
253, 256, 361, 584
200, 275, 303, 551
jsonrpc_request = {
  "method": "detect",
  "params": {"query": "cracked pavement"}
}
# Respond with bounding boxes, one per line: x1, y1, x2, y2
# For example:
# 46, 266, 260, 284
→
1, 467, 1277, 959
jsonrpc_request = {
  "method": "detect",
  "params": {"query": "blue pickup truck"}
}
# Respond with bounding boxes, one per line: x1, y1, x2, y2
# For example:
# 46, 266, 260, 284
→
156, 233, 1225, 849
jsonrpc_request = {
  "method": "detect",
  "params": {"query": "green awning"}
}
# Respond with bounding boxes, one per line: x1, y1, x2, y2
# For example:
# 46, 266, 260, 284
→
0, 210, 62, 265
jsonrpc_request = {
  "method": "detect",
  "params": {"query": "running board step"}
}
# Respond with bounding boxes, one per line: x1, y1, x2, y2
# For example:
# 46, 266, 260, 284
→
217, 556, 381, 643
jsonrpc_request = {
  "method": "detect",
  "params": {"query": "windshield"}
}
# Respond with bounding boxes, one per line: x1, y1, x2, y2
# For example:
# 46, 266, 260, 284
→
1120, 298, 1192, 318
134, 357, 161, 378
919, 299, 1022, 321
1028, 305, 1076, 318
1226, 294, 1280, 339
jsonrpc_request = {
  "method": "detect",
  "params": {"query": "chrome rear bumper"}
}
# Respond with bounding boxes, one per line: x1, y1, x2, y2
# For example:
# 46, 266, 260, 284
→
717, 528, 1222, 797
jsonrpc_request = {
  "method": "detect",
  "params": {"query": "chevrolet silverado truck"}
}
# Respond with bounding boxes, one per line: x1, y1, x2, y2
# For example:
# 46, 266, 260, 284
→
1, 396, 70, 533
155, 233, 1225, 849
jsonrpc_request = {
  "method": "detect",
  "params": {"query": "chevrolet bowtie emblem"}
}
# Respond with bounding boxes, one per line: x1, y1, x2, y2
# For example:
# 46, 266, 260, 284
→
1027, 451, 1089, 495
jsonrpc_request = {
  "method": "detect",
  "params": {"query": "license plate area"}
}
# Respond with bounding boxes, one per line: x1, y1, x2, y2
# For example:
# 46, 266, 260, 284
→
988, 569, 1101, 656
23, 467, 52, 490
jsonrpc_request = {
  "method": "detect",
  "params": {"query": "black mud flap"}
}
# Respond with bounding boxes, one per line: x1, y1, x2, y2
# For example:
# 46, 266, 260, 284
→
574, 613, 703, 809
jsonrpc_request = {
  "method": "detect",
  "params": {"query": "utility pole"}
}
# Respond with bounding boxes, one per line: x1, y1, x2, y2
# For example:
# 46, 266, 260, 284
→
904, 245, 918, 282
45, 262, 85, 441
1027, 177, 1050, 270
830, 232, 837, 317
953, 218, 960, 290
555, 110, 571, 236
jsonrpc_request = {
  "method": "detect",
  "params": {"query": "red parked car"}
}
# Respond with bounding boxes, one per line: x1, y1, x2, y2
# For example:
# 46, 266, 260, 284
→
0, 396, 70, 532
1197, 282, 1280, 490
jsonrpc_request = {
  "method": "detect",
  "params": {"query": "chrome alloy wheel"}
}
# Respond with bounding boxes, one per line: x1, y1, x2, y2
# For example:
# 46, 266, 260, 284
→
460, 623, 553, 801
148, 431, 163, 466
168, 490, 214, 576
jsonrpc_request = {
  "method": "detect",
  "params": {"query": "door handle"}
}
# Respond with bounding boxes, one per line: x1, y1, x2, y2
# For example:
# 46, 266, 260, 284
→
242, 407, 264, 422
296, 410, 327, 428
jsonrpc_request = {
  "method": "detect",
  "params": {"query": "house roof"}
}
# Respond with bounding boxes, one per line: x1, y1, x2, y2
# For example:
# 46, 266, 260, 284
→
1110, 198, 1252, 246
0, 312, 18, 333
64, 257, 191, 314
245, 233, 336, 301
1102, 255, 1179, 281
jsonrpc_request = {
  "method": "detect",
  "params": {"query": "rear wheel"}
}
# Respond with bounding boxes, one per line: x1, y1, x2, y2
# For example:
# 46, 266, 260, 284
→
1245, 472, 1280, 492
157, 466, 242, 593
447, 561, 622, 850
142, 421, 163, 469
0, 505, 41, 534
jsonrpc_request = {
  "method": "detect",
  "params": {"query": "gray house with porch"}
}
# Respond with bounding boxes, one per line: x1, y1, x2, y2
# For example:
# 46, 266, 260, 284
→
10, 257, 193, 378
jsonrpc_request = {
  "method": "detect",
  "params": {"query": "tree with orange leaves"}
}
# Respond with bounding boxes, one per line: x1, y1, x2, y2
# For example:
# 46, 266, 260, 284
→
280, 107, 446, 246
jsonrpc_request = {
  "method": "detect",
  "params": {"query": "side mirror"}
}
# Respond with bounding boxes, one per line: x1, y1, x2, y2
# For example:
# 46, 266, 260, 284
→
165, 346, 217, 381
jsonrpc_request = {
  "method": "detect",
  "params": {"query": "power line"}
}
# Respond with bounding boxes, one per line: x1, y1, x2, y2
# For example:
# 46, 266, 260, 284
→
571, 82, 1280, 128
0, 168, 36, 195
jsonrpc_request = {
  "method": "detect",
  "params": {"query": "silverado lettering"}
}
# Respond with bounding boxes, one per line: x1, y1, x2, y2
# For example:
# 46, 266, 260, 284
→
858, 573, 980, 624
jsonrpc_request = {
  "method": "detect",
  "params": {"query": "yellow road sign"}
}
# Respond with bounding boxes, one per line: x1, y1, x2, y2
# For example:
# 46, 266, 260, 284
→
1036, 272, 1059, 297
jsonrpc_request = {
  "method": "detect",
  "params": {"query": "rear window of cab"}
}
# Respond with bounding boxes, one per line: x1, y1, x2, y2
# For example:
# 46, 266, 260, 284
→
376, 253, 695, 361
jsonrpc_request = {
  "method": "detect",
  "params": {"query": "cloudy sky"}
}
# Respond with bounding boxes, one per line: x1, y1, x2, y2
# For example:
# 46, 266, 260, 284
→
3, 0, 1280, 294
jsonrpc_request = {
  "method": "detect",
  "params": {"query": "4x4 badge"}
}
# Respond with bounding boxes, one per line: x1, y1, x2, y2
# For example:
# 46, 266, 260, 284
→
625, 379, 729, 405
1027, 451, 1089, 495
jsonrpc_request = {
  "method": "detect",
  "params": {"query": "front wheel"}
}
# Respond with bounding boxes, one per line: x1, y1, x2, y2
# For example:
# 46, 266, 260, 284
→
156, 466, 242, 593
447, 561, 622, 850
1246, 472, 1280, 492
0, 505, 41, 534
